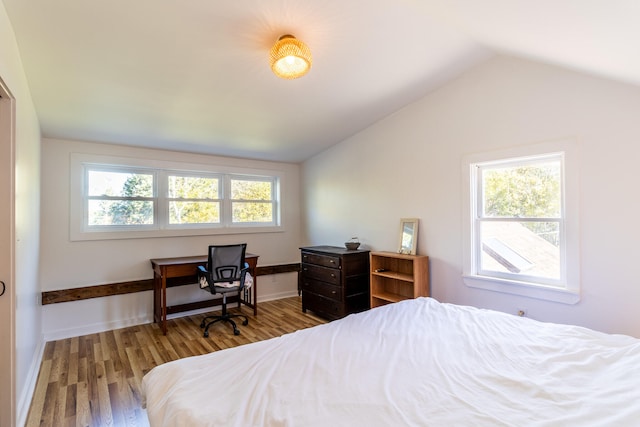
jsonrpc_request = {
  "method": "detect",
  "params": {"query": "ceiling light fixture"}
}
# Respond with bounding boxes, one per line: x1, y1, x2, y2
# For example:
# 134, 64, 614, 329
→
269, 34, 312, 80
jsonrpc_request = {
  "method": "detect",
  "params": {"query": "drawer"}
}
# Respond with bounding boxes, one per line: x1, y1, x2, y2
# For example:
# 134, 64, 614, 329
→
302, 291, 342, 319
301, 263, 341, 285
301, 278, 342, 301
301, 252, 341, 269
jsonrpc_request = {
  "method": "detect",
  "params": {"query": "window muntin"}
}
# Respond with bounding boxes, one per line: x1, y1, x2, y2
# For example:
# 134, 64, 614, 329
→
230, 177, 275, 224
86, 169, 155, 226
474, 154, 564, 287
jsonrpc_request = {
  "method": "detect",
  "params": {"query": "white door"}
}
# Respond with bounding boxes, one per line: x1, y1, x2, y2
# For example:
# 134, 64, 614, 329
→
0, 80, 16, 427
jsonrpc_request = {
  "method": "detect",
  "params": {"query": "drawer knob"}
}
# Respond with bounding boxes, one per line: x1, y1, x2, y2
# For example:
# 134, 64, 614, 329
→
330, 260, 335, 264
331, 290, 337, 294
331, 273, 335, 278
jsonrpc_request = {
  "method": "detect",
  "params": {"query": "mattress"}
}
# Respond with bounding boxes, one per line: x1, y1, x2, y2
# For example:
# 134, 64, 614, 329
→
141, 297, 640, 426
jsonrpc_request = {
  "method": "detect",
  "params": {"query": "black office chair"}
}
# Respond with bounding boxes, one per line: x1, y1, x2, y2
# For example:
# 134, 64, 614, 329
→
197, 244, 250, 337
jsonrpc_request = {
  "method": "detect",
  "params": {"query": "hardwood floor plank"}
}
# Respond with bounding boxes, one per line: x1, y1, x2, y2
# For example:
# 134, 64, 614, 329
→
26, 296, 326, 426
53, 384, 68, 426
67, 349, 79, 386
74, 381, 91, 427
65, 383, 77, 419
77, 357, 87, 385
40, 380, 59, 427
26, 359, 51, 427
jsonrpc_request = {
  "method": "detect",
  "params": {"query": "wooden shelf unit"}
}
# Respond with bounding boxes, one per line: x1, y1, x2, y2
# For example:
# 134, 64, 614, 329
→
370, 251, 429, 308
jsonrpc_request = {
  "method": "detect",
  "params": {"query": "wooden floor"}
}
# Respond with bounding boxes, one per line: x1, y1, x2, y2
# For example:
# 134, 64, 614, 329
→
26, 296, 326, 427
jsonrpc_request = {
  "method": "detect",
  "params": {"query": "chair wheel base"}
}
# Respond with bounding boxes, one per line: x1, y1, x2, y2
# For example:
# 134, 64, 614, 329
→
200, 313, 247, 338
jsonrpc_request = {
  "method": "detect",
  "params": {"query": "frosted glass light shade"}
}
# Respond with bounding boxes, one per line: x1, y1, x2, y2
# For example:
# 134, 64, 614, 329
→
269, 35, 312, 79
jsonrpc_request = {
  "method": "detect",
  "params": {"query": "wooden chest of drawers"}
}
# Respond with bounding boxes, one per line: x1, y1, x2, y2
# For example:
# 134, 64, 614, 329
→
299, 246, 370, 321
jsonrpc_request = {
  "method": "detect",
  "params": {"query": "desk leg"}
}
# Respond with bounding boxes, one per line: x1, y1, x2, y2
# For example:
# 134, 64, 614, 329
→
153, 272, 161, 324
161, 274, 167, 335
152, 269, 168, 335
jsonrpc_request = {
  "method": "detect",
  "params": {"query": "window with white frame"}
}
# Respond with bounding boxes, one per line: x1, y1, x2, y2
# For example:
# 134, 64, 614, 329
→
70, 154, 282, 240
87, 168, 155, 227
462, 140, 580, 304
167, 173, 221, 226
229, 176, 276, 224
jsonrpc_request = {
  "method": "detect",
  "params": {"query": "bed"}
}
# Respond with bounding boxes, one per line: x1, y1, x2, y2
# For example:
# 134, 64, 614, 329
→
141, 297, 640, 426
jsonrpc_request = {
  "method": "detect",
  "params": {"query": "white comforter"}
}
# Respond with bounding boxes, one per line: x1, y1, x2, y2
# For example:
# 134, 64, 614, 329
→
142, 298, 640, 426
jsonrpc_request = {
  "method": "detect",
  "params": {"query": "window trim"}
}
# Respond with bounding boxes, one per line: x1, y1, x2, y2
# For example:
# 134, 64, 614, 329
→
461, 139, 580, 304
475, 152, 564, 287
70, 153, 284, 241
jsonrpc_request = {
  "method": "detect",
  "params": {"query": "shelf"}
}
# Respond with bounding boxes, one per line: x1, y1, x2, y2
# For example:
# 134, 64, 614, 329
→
371, 271, 414, 282
371, 291, 408, 304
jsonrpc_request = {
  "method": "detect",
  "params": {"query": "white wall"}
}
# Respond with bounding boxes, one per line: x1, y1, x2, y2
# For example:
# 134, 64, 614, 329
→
302, 55, 640, 338
40, 138, 302, 339
0, 2, 43, 424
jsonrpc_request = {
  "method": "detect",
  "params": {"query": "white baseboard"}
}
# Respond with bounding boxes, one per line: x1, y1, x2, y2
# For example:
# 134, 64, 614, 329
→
43, 290, 300, 342
258, 290, 299, 302
43, 315, 153, 342
16, 334, 46, 427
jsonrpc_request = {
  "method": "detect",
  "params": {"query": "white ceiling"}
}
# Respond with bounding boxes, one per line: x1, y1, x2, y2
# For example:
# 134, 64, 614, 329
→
3, 0, 639, 162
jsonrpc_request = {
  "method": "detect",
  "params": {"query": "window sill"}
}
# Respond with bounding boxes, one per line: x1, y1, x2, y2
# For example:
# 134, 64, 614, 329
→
462, 274, 580, 304
70, 225, 284, 241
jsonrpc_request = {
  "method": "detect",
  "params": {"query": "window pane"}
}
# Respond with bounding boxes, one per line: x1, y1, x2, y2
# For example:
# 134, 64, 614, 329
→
88, 171, 153, 197
168, 176, 218, 199
480, 221, 559, 279
88, 200, 154, 225
232, 202, 273, 223
231, 179, 272, 200
169, 201, 220, 224
482, 160, 560, 218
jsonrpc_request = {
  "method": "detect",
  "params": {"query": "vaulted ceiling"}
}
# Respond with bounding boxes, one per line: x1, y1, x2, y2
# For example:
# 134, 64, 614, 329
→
3, 0, 639, 162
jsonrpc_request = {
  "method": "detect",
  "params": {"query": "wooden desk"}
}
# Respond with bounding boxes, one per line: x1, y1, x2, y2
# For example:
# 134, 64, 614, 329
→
150, 254, 259, 335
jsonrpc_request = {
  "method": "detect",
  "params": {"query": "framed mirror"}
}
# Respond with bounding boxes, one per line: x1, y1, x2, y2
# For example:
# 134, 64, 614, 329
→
398, 218, 419, 255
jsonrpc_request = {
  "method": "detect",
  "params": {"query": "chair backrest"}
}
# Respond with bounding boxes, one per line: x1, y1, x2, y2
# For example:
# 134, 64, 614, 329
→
207, 244, 247, 283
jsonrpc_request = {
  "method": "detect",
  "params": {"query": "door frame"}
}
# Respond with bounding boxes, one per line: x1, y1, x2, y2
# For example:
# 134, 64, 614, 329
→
0, 76, 16, 427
